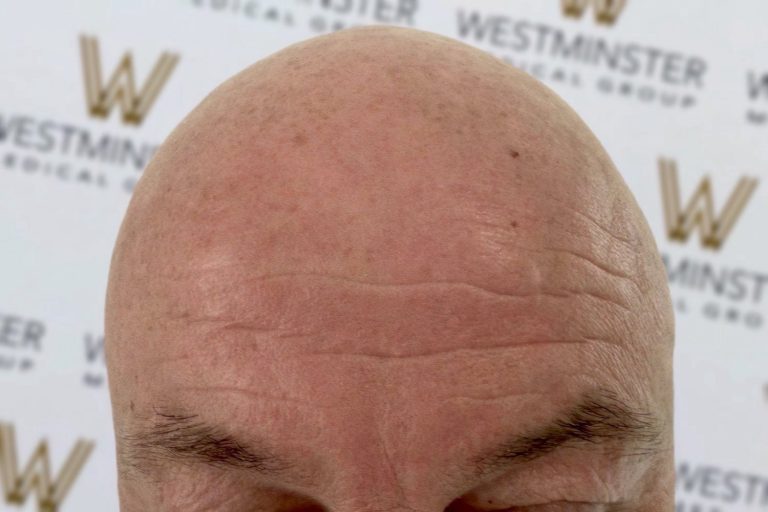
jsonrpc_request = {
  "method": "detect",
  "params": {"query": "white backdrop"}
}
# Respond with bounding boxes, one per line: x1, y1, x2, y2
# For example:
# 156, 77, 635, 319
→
1, 1, 767, 511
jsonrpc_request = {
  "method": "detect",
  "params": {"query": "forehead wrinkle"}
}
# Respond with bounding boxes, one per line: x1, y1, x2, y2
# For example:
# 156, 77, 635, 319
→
296, 340, 617, 373
135, 272, 642, 413
176, 266, 634, 320
150, 219, 643, 327
153, 326, 638, 408
159, 207, 646, 325
155, 272, 637, 362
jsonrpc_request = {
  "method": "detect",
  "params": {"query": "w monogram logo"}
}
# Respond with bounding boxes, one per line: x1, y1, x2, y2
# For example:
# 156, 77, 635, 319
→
659, 158, 758, 251
0, 423, 94, 512
80, 35, 179, 126
561, 0, 627, 25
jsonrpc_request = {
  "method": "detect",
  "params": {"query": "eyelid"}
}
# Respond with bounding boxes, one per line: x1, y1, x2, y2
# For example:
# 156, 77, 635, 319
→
520, 501, 619, 511
452, 500, 618, 512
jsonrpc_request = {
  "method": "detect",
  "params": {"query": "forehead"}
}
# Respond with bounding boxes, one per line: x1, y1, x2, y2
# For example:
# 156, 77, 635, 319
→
122, 267, 652, 495
133, 258, 647, 414
127, 176, 651, 396
115, 128, 657, 417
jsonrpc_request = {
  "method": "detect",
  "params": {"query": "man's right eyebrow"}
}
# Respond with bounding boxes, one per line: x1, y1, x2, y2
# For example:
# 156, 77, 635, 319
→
120, 410, 293, 477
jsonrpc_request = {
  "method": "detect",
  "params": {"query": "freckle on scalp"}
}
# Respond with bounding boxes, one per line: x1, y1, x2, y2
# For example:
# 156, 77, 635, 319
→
292, 133, 308, 146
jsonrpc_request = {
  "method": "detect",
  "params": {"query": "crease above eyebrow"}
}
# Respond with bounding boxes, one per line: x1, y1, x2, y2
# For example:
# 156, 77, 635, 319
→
303, 335, 619, 360
467, 388, 667, 478
241, 267, 635, 296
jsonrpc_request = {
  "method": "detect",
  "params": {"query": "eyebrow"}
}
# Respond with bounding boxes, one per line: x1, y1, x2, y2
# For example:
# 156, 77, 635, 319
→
468, 388, 666, 477
121, 388, 665, 479
120, 410, 293, 477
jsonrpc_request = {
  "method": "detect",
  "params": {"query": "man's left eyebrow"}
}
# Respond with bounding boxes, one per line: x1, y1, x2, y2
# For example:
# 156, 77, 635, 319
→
467, 388, 666, 478
121, 410, 293, 476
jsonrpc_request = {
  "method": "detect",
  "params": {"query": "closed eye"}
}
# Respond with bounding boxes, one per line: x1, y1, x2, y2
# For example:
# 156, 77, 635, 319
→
445, 500, 627, 512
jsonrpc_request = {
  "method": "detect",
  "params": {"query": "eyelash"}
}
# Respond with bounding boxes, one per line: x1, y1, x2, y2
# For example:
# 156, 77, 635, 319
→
452, 501, 626, 512
535, 504, 629, 512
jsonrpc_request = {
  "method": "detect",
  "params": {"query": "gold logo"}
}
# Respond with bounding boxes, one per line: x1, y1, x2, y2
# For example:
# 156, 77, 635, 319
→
561, 0, 627, 25
659, 158, 758, 251
0, 423, 94, 512
80, 35, 179, 126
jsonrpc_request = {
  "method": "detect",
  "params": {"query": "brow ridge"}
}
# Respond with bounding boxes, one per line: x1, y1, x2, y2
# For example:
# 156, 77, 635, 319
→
469, 388, 665, 477
122, 388, 665, 481
121, 409, 290, 477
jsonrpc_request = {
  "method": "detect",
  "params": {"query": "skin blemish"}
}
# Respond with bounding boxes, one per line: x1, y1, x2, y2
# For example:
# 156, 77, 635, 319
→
510, 220, 518, 228
508, 148, 520, 158
292, 133, 308, 146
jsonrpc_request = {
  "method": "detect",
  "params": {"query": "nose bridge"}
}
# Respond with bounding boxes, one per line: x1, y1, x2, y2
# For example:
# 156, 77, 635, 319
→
331, 501, 428, 512
305, 358, 472, 512
316, 398, 447, 512
322, 435, 425, 512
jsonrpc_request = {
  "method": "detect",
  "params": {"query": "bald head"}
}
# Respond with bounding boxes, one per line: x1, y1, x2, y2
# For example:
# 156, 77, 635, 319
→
105, 26, 674, 511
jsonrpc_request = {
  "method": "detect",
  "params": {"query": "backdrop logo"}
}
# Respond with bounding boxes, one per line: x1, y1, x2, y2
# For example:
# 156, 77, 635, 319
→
747, 70, 768, 125
659, 158, 758, 250
561, 0, 626, 25
0, 423, 94, 512
79, 35, 179, 126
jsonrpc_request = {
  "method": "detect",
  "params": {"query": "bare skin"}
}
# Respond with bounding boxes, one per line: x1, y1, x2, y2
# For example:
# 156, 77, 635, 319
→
104, 26, 675, 512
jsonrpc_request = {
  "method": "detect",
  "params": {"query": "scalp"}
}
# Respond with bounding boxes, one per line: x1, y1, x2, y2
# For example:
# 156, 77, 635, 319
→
105, 25, 673, 374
